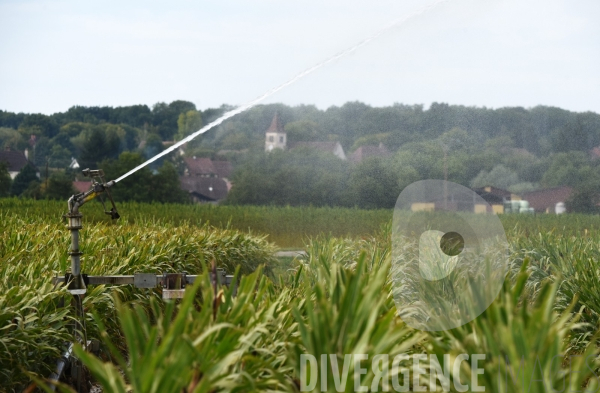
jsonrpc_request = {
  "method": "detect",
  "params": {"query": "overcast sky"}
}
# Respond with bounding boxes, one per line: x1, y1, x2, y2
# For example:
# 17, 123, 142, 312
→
1, 0, 599, 115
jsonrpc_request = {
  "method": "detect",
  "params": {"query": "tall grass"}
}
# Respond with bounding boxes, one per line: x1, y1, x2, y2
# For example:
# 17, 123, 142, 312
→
3, 199, 600, 391
3, 198, 599, 249
429, 260, 599, 392
0, 209, 277, 391
55, 231, 600, 392
0, 198, 392, 248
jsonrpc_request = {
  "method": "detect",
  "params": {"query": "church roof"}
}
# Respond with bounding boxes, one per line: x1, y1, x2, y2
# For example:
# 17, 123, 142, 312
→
266, 113, 285, 134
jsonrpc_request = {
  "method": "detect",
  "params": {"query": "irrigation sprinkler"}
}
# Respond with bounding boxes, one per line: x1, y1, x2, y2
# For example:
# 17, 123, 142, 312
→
51, 168, 234, 391
63, 169, 119, 294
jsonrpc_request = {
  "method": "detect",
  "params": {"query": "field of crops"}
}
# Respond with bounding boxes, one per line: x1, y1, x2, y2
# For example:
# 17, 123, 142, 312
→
0, 199, 392, 249
2, 198, 598, 248
2, 199, 600, 392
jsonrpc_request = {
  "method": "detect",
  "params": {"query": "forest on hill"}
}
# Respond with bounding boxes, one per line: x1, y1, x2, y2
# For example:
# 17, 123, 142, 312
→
1, 101, 599, 211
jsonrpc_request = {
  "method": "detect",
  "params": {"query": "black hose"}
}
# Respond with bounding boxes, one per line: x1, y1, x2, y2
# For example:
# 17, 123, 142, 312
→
47, 343, 74, 391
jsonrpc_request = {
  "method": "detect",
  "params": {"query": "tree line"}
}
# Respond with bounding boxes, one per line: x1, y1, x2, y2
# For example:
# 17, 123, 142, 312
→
1, 101, 599, 211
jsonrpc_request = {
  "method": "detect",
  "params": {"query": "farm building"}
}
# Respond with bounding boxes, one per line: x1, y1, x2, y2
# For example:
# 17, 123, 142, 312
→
408, 186, 519, 214
520, 186, 573, 213
472, 186, 522, 214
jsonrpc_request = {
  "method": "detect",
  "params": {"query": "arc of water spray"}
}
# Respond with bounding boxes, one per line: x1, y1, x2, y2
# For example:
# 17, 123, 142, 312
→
115, 0, 452, 183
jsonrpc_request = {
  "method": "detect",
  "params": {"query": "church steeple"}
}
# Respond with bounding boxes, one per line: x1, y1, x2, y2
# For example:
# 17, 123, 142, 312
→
265, 113, 286, 151
267, 112, 285, 133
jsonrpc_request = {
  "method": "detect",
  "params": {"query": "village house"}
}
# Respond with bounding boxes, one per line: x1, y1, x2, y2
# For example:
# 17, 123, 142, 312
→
0, 149, 39, 179
179, 156, 233, 203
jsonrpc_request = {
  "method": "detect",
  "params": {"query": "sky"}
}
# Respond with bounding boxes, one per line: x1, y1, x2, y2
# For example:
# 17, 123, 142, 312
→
0, 0, 599, 115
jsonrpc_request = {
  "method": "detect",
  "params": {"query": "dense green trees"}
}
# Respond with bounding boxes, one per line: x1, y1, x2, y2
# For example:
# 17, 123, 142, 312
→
1, 100, 600, 210
10, 164, 38, 196
227, 149, 404, 208
541, 152, 594, 188
77, 125, 123, 169
471, 165, 520, 190
176, 110, 202, 141
153, 101, 197, 140
0, 127, 27, 150
226, 149, 351, 207
19, 113, 59, 138
44, 172, 76, 200
1, 163, 72, 200
100, 152, 189, 204
0, 163, 11, 197
349, 157, 399, 209
49, 144, 72, 168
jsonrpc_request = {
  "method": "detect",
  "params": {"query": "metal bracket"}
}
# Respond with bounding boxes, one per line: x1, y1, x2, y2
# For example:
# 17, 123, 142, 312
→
162, 272, 187, 299
64, 273, 87, 295
133, 273, 157, 288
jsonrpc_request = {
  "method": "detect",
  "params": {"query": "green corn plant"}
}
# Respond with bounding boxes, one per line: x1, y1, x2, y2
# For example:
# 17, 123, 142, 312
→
0, 198, 393, 248
73, 265, 302, 392
427, 259, 600, 393
511, 230, 600, 353
290, 248, 424, 392
0, 208, 278, 390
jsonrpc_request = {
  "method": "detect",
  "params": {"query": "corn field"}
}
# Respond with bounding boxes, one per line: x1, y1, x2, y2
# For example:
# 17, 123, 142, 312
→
2, 199, 600, 392
0, 199, 392, 249
0, 203, 277, 391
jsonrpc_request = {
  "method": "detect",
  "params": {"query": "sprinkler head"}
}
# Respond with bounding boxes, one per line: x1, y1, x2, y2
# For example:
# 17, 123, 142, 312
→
82, 168, 105, 178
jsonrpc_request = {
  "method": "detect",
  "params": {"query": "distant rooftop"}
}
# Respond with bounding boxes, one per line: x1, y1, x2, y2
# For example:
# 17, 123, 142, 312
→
349, 144, 389, 163
73, 181, 92, 194
180, 176, 228, 202
0, 150, 33, 173
183, 156, 215, 176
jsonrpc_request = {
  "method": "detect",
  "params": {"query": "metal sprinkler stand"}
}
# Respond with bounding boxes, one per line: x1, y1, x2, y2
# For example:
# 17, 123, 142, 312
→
56, 168, 234, 295
52, 168, 234, 391
64, 169, 118, 294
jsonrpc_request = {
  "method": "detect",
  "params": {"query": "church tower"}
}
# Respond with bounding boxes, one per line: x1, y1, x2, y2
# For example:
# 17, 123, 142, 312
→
265, 113, 286, 152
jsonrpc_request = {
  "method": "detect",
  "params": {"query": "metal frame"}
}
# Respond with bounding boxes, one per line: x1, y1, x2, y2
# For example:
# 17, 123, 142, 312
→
52, 168, 235, 391
53, 271, 234, 288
